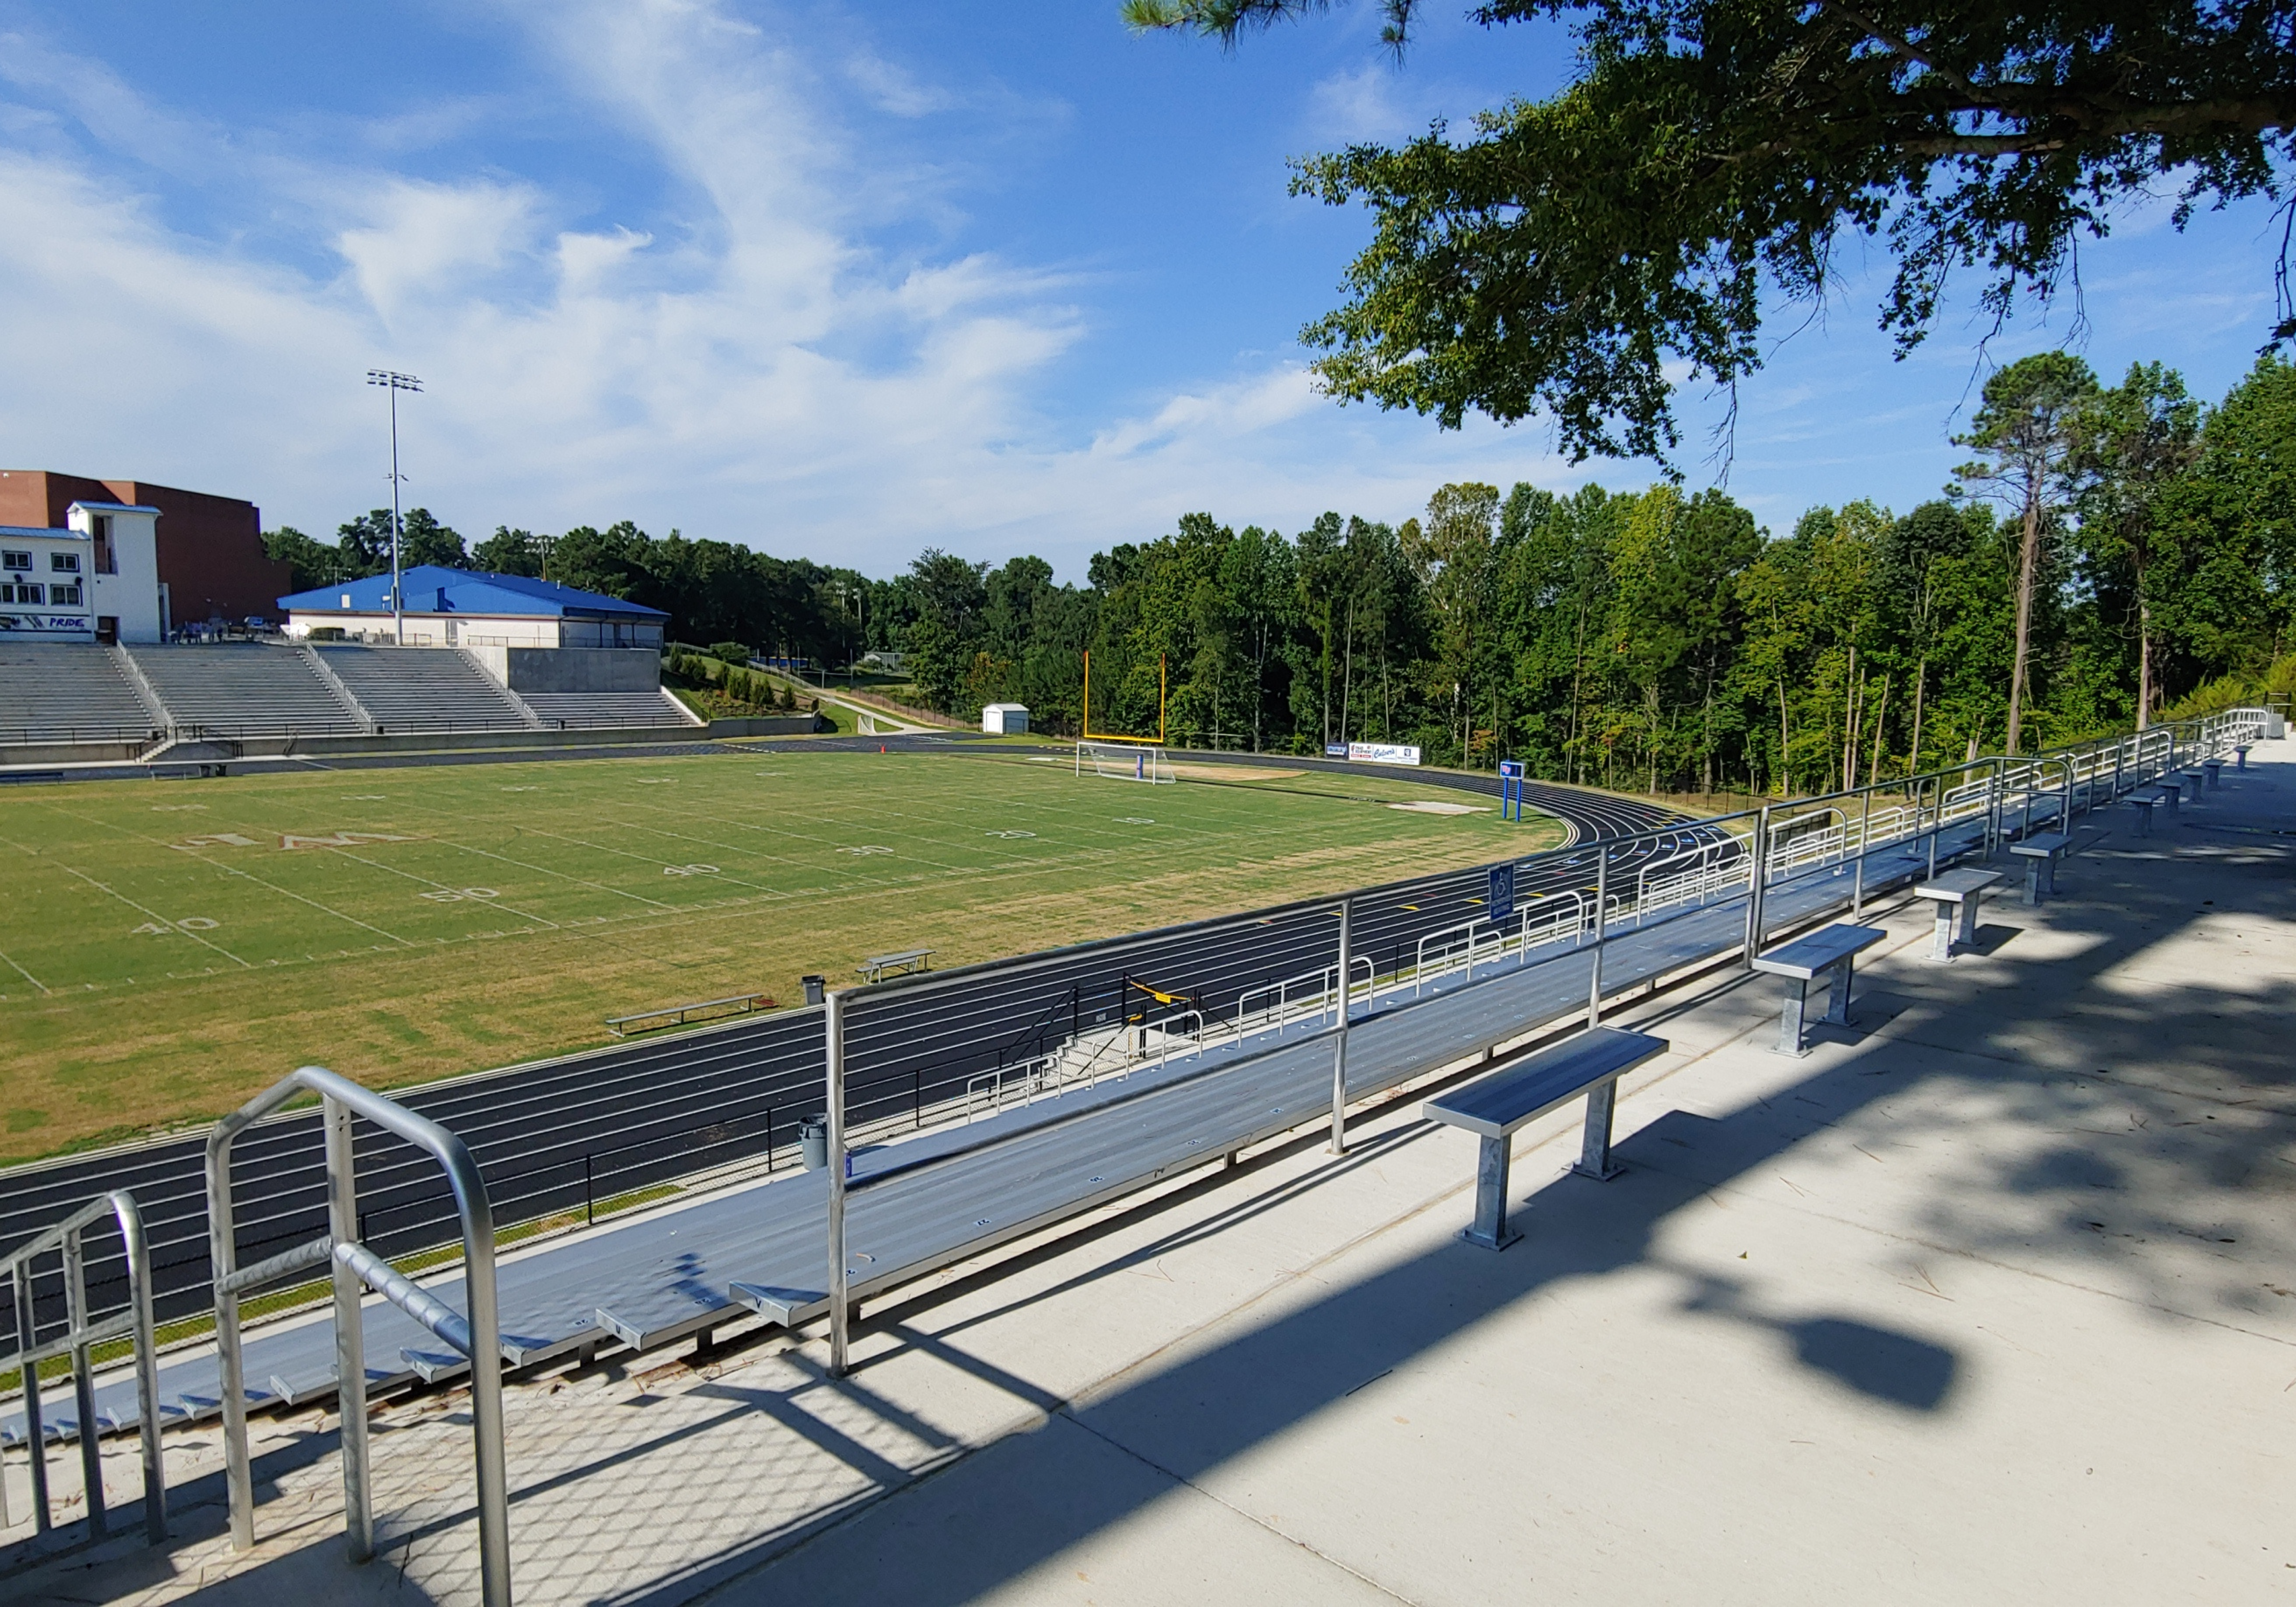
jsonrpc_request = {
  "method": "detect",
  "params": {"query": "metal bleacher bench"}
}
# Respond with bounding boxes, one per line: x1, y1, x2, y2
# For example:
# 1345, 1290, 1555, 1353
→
1750, 923, 1887, 1056
2201, 757, 2225, 790
856, 948, 933, 983
1912, 867, 2000, 961
1423, 1026, 1668, 1250
2007, 831, 2071, 904
2127, 792, 2161, 836
605, 993, 774, 1037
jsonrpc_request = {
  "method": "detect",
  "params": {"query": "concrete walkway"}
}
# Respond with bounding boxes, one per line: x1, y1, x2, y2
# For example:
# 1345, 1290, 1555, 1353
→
11, 746, 2292, 1604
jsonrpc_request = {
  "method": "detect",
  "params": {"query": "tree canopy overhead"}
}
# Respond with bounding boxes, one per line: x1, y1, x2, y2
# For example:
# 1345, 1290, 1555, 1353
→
1125, 0, 2296, 461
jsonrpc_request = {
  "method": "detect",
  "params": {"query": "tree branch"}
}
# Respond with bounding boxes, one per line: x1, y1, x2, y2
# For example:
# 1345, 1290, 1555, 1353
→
1813, 1, 1991, 107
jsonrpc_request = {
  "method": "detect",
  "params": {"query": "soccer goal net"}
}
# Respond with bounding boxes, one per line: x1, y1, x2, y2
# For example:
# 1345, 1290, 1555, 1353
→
1077, 741, 1177, 783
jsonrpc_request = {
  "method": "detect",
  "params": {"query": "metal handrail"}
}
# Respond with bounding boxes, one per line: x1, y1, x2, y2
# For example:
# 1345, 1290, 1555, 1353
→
207, 1066, 509, 1607
1, 1189, 164, 1544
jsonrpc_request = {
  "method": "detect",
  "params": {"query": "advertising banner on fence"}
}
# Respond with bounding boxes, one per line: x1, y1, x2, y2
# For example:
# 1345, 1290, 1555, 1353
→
1346, 742, 1422, 766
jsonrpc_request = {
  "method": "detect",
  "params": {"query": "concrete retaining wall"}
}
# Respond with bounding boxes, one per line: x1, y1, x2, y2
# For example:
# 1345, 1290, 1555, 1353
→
467, 645, 659, 693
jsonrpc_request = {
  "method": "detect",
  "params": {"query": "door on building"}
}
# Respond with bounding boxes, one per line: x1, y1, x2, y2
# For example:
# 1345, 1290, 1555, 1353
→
96, 616, 118, 645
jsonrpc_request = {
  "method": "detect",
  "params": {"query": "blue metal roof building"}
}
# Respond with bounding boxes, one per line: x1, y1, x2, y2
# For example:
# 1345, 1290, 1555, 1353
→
278, 567, 667, 649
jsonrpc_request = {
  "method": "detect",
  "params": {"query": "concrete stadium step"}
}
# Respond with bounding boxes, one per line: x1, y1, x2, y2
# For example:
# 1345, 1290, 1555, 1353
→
124, 644, 366, 737
314, 645, 535, 733
0, 642, 163, 743
520, 689, 694, 729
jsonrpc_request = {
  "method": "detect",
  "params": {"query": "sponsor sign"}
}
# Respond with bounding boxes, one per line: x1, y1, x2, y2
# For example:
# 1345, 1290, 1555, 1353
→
1346, 742, 1421, 766
1488, 862, 1515, 925
1324, 743, 1349, 757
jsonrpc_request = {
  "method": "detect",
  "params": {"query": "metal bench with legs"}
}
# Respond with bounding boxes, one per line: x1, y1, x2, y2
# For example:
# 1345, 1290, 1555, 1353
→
1912, 868, 2001, 961
1423, 1026, 1668, 1250
2235, 744, 2252, 771
1750, 923, 1887, 1055
2156, 777, 2185, 815
2201, 758, 2224, 790
2007, 831, 2071, 904
855, 948, 934, 984
2127, 794, 2159, 836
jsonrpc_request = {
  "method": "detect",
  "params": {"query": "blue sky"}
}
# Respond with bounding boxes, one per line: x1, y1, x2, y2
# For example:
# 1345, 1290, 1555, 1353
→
0, 1, 2285, 580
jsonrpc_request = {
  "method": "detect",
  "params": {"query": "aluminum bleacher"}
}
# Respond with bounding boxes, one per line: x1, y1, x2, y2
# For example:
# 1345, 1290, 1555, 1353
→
123, 644, 366, 738
315, 645, 533, 733
0, 642, 161, 744
520, 689, 695, 729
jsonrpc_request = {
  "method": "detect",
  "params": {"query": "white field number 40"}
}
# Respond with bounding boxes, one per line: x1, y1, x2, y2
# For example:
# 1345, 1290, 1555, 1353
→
421, 887, 501, 902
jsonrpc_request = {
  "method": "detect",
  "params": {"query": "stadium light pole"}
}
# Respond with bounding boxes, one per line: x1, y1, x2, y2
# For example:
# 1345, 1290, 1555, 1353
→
366, 370, 422, 645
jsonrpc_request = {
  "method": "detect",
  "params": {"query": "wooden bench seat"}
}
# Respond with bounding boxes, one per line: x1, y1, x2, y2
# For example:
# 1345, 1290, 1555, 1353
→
1750, 923, 1886, 1055
1912, 868, 2001, 961
1423, 1026, 1668, 1250
2007, 831, 2071, 904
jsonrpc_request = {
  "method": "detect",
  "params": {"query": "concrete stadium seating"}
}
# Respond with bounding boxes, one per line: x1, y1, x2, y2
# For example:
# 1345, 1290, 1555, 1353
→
0, 642, 163, 742
124, 644, 366, 738
316, 646, 533, 732
520, 689, 695, 728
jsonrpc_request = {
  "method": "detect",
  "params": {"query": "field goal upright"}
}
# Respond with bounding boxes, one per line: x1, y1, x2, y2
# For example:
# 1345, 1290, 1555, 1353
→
1076, 649, 1171, 782
1077, 740, 1176, 783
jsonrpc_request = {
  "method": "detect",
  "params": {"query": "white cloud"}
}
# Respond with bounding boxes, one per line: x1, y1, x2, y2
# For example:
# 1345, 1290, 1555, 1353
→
0, 0, 1609, 576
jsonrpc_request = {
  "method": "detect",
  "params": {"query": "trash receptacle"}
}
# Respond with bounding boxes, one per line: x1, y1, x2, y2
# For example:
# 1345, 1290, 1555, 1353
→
802, 974, 825, 1006
799, 1116, 828, 1172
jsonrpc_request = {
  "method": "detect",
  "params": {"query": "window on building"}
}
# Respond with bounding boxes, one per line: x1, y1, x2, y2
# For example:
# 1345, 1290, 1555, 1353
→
51, 552, 80, 574
2, 582, 45, 606
93, 515, 116, 574
1, 551, 29, 573
50, 582, 82, 606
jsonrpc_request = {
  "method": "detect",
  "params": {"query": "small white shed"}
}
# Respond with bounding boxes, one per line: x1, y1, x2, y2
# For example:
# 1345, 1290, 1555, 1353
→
982, 703, 1029, 735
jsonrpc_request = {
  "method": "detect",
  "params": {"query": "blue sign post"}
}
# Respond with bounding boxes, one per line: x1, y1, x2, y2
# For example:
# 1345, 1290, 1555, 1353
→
1487, 861, 1515, 926
1498, 759, 1526, 821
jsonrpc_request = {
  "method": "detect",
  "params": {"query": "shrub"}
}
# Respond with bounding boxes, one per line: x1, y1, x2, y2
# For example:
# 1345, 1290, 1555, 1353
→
709, 642, 751, 667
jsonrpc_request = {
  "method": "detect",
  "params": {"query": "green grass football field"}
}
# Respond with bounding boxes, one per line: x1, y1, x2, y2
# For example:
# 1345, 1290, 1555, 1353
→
0, 746, 1561, 1163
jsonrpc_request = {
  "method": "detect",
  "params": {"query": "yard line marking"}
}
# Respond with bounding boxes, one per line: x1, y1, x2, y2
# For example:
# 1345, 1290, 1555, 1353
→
0, 829, 253, 969
321, 848, 564, 931
291, 788, 685, 911
0, 944, 51, 994
23, 801, 420, 951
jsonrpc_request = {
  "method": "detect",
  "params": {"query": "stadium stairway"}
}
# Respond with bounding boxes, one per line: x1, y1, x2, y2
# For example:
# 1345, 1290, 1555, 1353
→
0, 642, 164, 744
314, 645, 537, 733
123, 644, 368, 738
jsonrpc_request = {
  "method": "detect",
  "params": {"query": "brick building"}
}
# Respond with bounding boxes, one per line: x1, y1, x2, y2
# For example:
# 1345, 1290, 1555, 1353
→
0, 470, 290, 629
